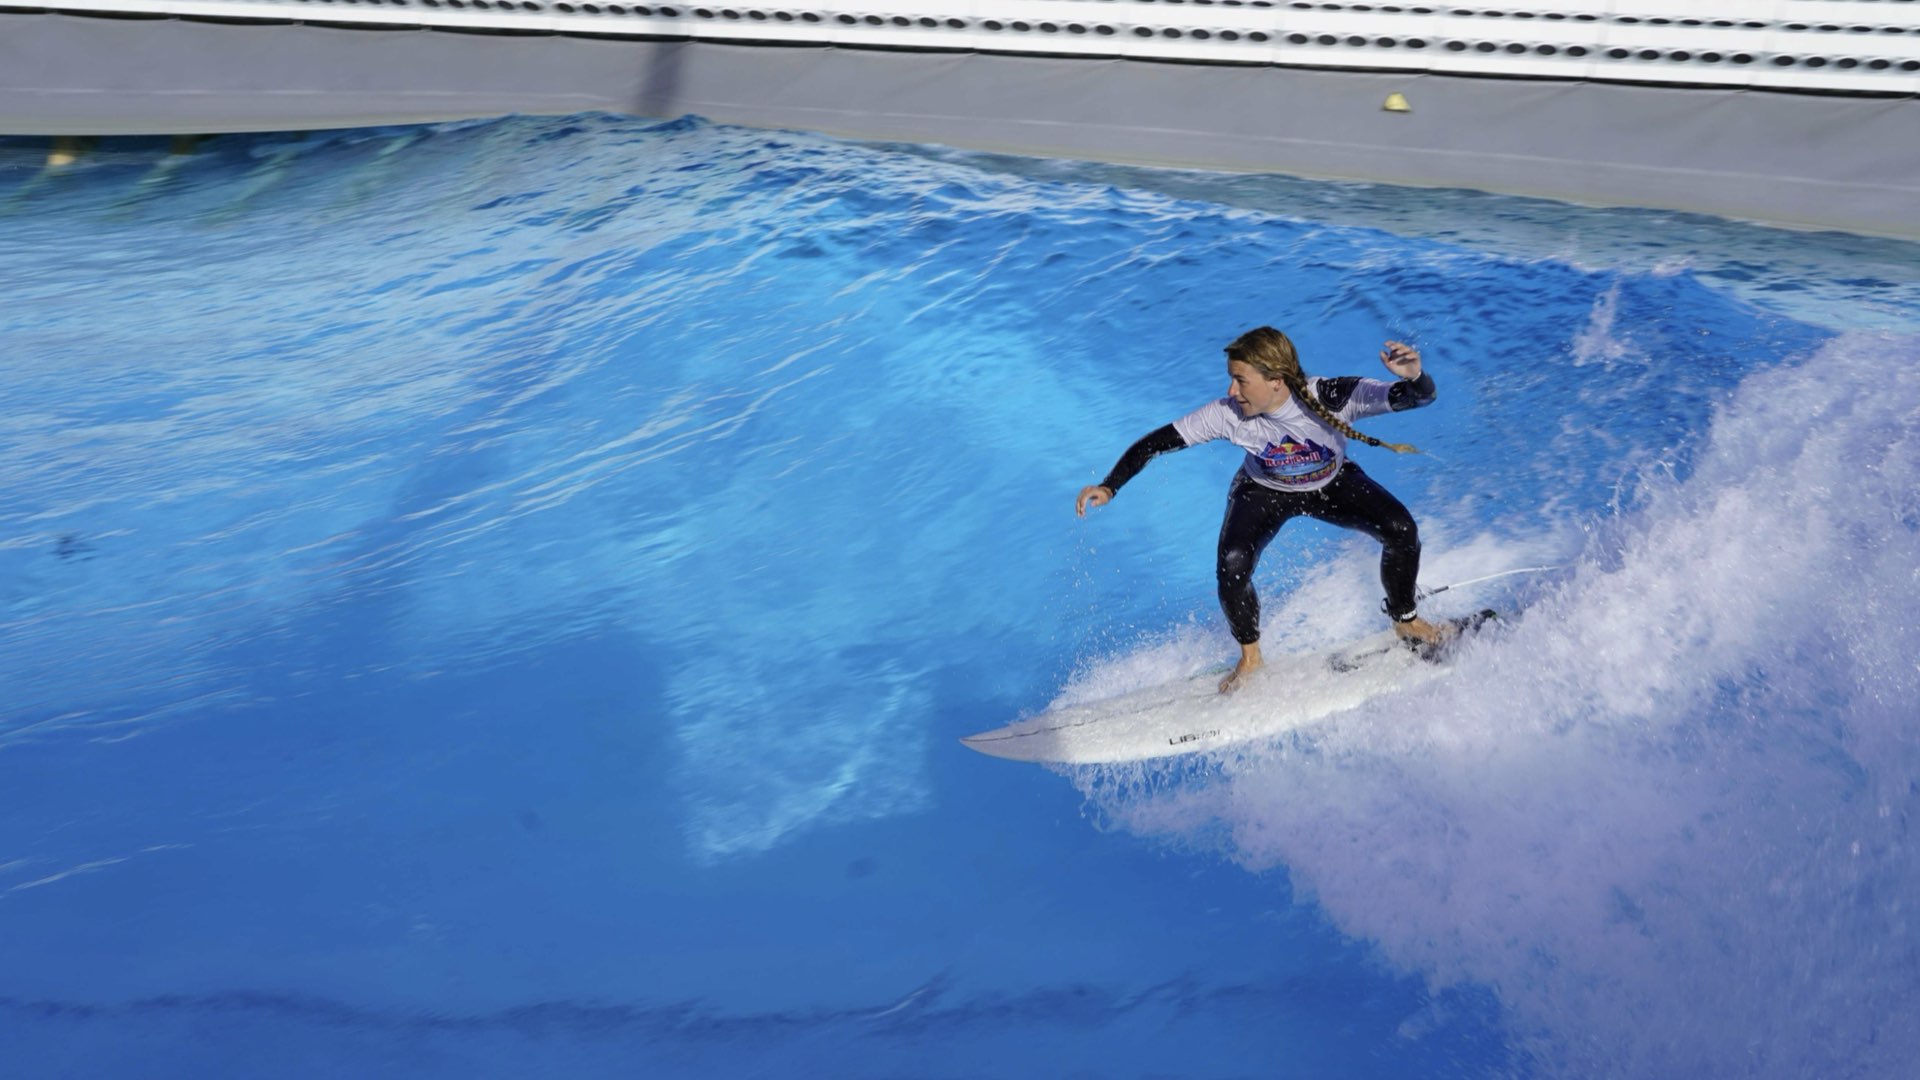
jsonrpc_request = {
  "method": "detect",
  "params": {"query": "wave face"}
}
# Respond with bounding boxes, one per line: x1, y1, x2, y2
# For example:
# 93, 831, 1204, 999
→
3, 114, 1917, 1077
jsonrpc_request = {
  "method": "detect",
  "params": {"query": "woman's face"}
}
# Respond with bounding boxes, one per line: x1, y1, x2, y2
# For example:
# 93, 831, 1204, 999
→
1227, 359, 1290, 415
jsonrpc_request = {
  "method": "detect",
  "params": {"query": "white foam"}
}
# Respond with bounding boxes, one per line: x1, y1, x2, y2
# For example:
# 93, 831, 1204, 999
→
1075, 332, 1920, 1076
1568, 281, 1635, 369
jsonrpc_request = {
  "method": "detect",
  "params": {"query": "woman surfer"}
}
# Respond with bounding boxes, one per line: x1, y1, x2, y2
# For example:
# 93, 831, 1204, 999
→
1075, 326, 1444, 693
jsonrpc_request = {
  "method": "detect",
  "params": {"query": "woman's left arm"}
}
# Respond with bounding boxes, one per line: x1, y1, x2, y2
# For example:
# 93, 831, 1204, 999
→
1380, 340, 1435, 411
1317, 343, 1436, 420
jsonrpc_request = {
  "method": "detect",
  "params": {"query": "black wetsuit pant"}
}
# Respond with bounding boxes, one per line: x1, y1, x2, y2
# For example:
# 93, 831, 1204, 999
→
1217, 463, 1420, 644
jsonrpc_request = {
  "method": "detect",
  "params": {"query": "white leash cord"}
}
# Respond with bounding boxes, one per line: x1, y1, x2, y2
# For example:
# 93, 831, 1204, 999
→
1417, 564, 1565, 601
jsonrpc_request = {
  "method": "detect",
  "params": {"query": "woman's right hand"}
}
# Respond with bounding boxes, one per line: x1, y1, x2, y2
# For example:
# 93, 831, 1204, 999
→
1076, 485, 1113, 517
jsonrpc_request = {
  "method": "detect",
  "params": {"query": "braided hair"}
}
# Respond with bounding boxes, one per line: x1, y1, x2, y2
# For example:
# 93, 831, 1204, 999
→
1225, 326, 1419, 455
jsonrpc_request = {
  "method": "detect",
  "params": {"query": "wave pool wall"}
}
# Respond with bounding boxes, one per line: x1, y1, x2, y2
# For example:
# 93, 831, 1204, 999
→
3, 3, 1920, 237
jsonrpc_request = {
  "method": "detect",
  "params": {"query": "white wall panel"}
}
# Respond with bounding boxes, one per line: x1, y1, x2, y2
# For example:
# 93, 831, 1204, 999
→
13, 0, 1919, 91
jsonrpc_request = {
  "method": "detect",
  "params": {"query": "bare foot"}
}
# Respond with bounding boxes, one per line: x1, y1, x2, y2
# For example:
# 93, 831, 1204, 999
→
1219, 643, 1263, 694
1392, 616, 1457, 647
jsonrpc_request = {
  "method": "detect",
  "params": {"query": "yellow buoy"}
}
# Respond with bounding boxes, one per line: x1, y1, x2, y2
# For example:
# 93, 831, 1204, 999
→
1383, 92, 1412, 113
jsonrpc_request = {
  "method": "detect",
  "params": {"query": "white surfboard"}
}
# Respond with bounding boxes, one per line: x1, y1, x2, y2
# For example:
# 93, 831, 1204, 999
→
961, 612, 1494, 766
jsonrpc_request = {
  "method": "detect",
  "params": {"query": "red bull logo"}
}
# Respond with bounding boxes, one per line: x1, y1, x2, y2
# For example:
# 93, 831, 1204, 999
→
1257, 435, 1337, 485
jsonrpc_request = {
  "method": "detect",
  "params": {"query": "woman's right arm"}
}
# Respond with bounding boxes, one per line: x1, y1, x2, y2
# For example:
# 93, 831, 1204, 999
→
1077, 424, 1187, 516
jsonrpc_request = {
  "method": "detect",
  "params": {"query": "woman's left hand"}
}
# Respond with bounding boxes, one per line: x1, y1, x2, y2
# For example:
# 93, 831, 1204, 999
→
1380, 340, 1422, 380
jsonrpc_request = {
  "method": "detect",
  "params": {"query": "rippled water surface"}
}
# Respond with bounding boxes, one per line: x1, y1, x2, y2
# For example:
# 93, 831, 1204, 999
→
3, 114, 1919, 1078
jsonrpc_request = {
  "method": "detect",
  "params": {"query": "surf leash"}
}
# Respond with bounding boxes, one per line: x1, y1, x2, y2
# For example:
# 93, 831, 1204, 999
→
1416, 564, 1564, 601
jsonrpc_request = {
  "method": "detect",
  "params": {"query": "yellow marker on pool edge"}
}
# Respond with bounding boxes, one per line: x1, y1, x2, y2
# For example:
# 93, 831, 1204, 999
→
47, 136, 82, 167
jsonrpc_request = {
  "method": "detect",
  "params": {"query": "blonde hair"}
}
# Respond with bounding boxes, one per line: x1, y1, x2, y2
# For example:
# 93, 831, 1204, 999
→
1225, 326, 1419, 455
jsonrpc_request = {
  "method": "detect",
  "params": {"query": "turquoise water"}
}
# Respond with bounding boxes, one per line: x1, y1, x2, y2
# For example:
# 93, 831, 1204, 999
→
3, 114, 1918, 1078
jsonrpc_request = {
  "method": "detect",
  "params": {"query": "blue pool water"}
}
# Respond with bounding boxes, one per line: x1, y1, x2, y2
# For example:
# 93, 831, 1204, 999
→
3, 113, 1919, 1078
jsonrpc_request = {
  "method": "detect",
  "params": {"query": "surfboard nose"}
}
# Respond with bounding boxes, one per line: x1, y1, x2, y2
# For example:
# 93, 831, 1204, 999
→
957, 733, 1038, 762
